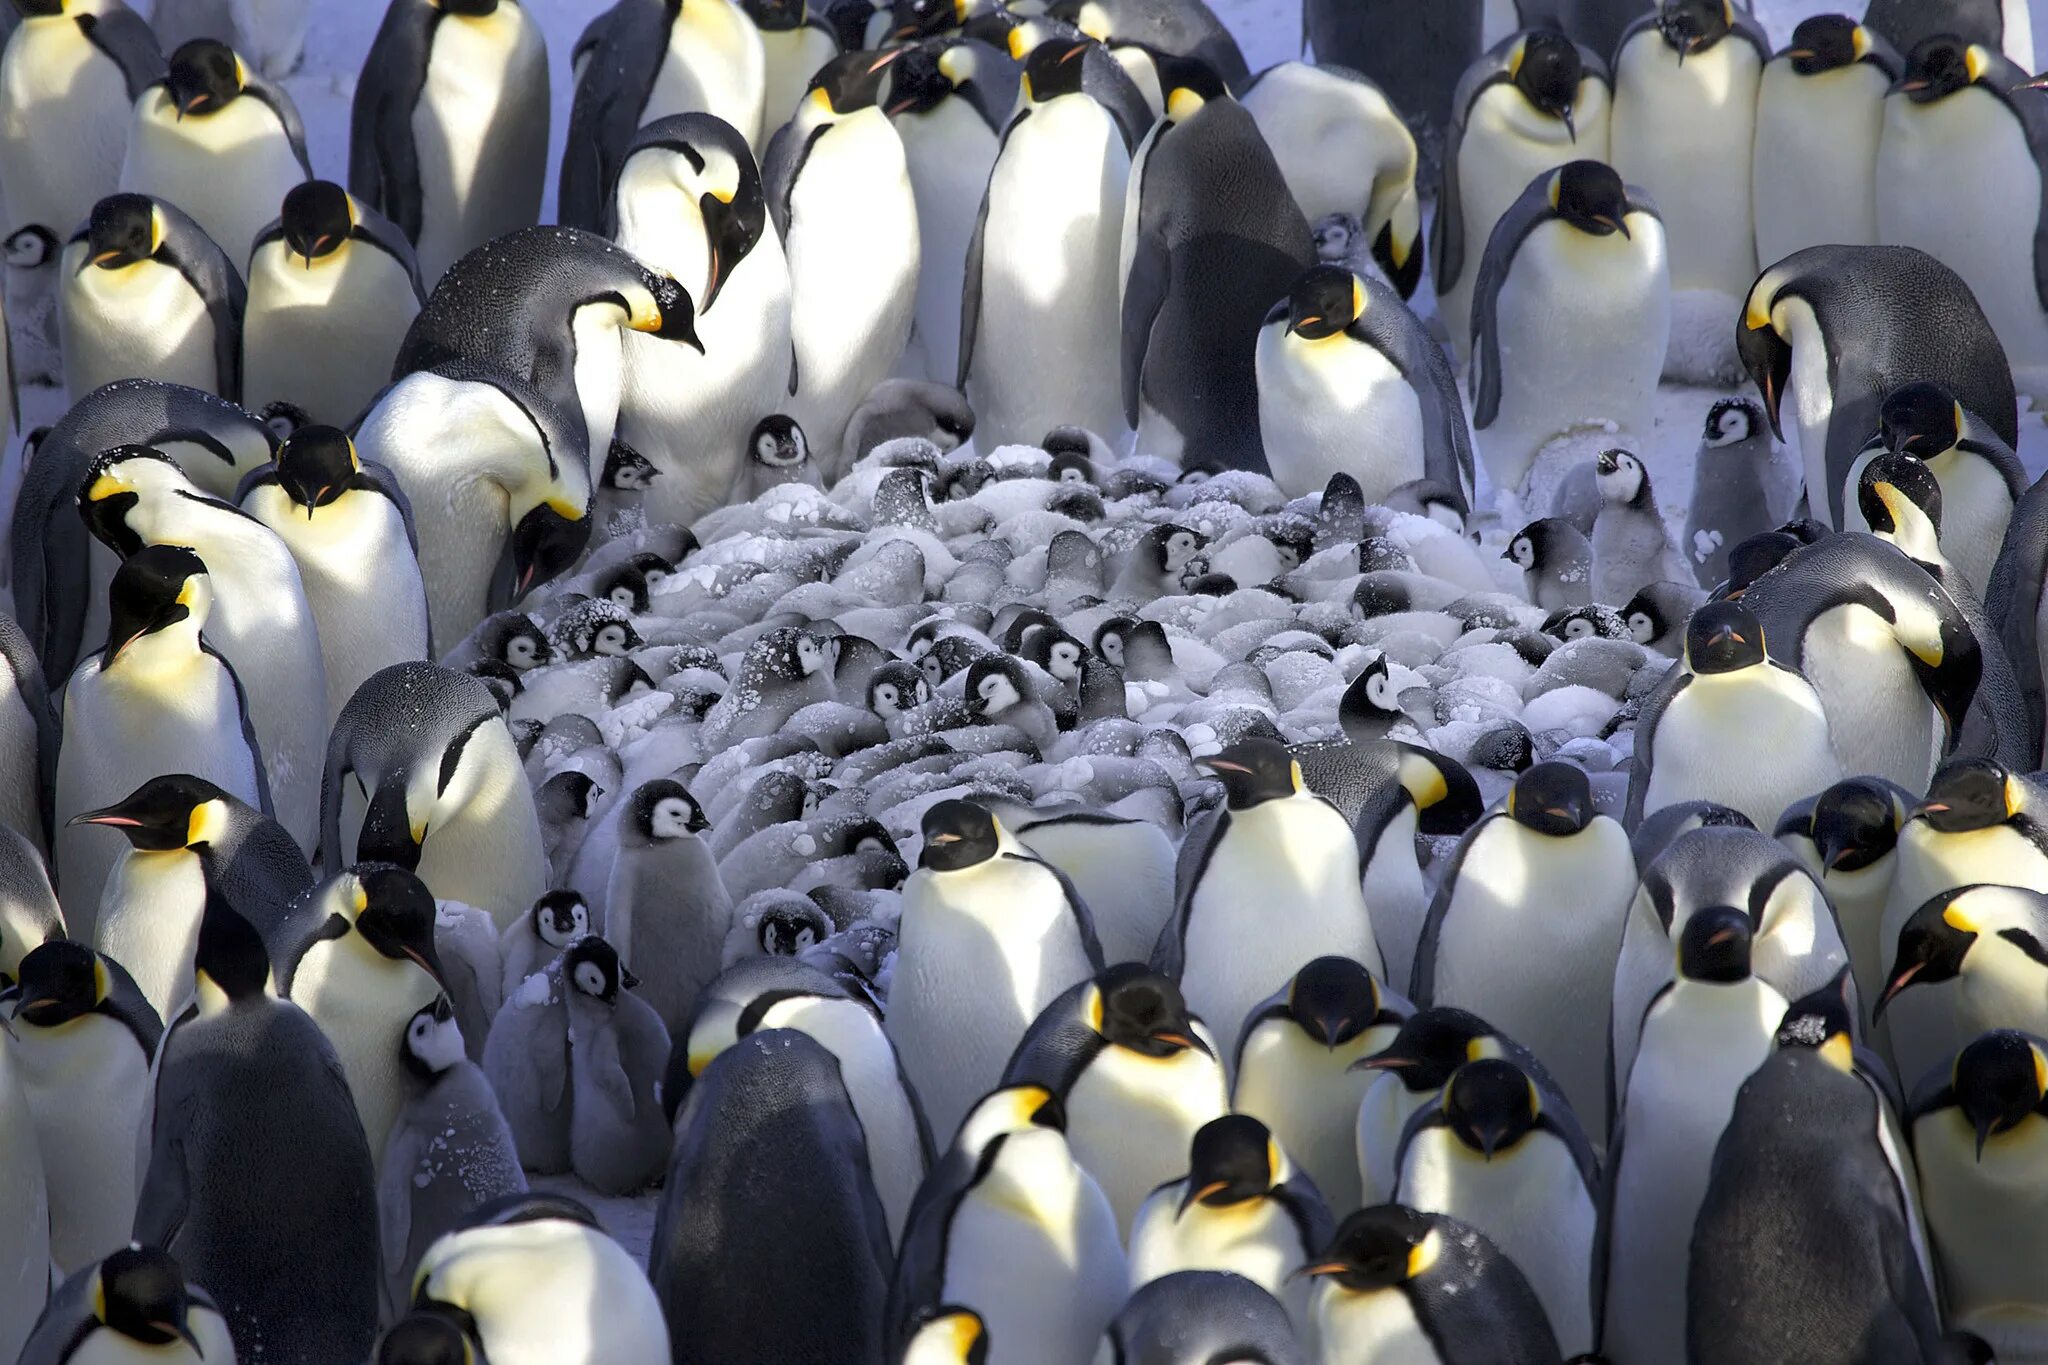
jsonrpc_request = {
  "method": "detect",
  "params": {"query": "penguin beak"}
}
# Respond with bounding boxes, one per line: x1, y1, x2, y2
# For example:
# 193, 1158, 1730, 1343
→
1149, 1028, 1206, 1055
68, 810, 143, 827
1348, 1051, 1411, 1074
1591, 213, 1630, 239
1177, 1179, 1231, 1217
1873, 960, 1924, 1018
1975, 1112, 2001, 1159
1198, 758, 1250, 776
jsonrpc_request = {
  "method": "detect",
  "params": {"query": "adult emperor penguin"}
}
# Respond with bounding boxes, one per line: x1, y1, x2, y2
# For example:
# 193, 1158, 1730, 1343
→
1867, 0, 2035, 86
321, 662, 548, 931
1599, 907, 1789, 1365
1411, 760, 1634, 1135
6, 940, 160, 1274
1739, 244, 2017, 529
1609, 0, 1767, 381
137, 893, 380, 1362
558, 0, 767, 230
1255, 263, 1473, 506
59, 193, 244, 404
1096, 1272, 1308, 1365
1305, 1204, 1563, 1365
959, 34, 1142, 451
52, 546, 267, 930
1880, 883, 2048, 1097
1775, 776, 1913, 1039
1122, 94, 1314, 472
1045, 0, 1246, 90
888, 1083, 1128, 1364
80, 445, 328, 851
1434, 28, 1612, 369
1626, 600, 1844, 834
349, 0, 551, 287
1469, 160, 1667, 496
1160, 738, 1381, 1071
1751, 15, 1898, 270
611, 113, 788, 528
243, 180, 424, 428
885, 798, 1102, 1142
119, 37, 311, 263
1001, 962, 1230, 1232
239, 425, 431, 724
16, 1246, 236, 1365
766, 50, 921, 474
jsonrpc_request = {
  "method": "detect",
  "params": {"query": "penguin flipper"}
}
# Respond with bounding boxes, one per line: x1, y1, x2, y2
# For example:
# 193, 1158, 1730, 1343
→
377, 1119, 421, 1281
1120, 228, 1171, 429
1468, 174, 1560, 431
762, 122, 827, 247
1622, 663, 1686, 832
1587, 1113, 1622, 1351
75, 9, 167, 102
132, 1130, 193, 1252
1406, 811, 1499, 1002
1983, 472, 2048, 731
1152, 805, 1225, 982
955, 180, 991, 393
364, 53, 428, 247
1435, 59, 1513, 297
248, 78, 315, 179
205, 642, 272, 817
1006, 851, 1105, 969
1355, 278, 1474, 509
0, 615, 59, 853
157, 211, 249, 405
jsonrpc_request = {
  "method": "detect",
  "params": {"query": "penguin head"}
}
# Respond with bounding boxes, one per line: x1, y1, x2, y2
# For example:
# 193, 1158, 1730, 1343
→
919, 799, 1002, 870
1879, 380, 1963, 459
1550, 161, 1632, 239
966, 653, 1031, 719
629, 115, 766, 311
1020, 625, 1087, 681
1858, 450, 1943, 538
1898, 36, 1985, 103
1510, 30, 1583, 133
1089, 962, 1208, 1057
1393, 744, 1484, 836
601, 437, 661, 492
1505, 761, 1594, 837
1918, 758, 2021, 834
1179, 1113, 1279, 1214
628, 268, 705, 349
564, 936, 637, 1005
1675, 904, 1754, 983
741, 0, 805, 30
890, 0, 963, 43
1301, 1205, 1441, 1293
164, 39, 248, 118
193, 892, 272, 1006
103, 544, 210, 662
1594, 449, 1650, 507
11, 940, 109, 1029
1147, 524, 1207, 577
273, 425, 360, 512
1622, 585, 1677, 648
278, 180, 354, 265
757, 899, 830, 955
80, 445, 190, 558
490, 615, 553, 671
867, 660, 930, 717
95, 1246, 203, 1351
1019, 32, 1100, 102
530, 890, 591, 949
12, 0, 67, 16
1440, 1058, 1543, 1158
1738, 278, 1795, 442
1154, 52, 1228, 121
887, 38, 966, 115
1683, 600, 1767, 674
1798, 777, 1905, 873
629, 779, 711, 841
349, 865, 447, 984
1656, 0, 1734, 59
901, 1308, 989, 1365
5, 224, 59, 269
1949, 1029, 2048, 1157
376, 1310, 482, 1365
1337, 655, 1401, 736
508, 501, 590, 602
83, 194, 162, 270
1046, 451, 1098, 489
1702, 397, 1763, 449
957, 1083, 1067, 1155
1283, 265, 1362, 342
1200, 737, 1300, 810
594, 563, 650, 613
747, 414, 810, 471
1284, 955, 1389, 1048
1785, 14, 1873, 76
69, 773, 232, 852
1879, 886, 2041, 1013
808, 49, 902, 115
1350, 1006, 1502, 1092
400, 995, 465, 1081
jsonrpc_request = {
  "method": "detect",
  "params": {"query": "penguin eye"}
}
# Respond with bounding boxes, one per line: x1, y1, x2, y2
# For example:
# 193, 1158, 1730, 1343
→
1367, 674, 1396, 707
1566, 620, 1592, 639
609, 587, 634, 608
795, 927, 817, 949
979, 676, 1000, 697
574, 964, 606, 995
875, 684, 897, 706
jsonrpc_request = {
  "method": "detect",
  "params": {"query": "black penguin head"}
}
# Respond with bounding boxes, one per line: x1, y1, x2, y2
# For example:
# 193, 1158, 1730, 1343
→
1622, 586, 1675, 647
919, 799, 1001, 871
376, 1309, 483, 1365
1350, 1007, 1498, 1091
593, 563, 649, 613
80, 445, 182, 558
1091, 962, 1206, 1057
274, 425, 360, 512
809, 49, 901, 114
1282, 956, 1382, 1048
193, 893, 271, 1004
69, 773, 231, 852
1702, 397, 1762, 448
757, 899, 829, 955
1919, 758, 2019, 833
1785, 13, 1868, 75
530, 890, 591, 948
1899, 35, 1981, 102
489, 616, 552, 671
279, 180, 353, 265
741, 0, 804, 30
1551, 160, 1631, 237
1675, 905, 1755, 984
640, 118, 765, 311
1858, 450, 1943, 536
1302, 1205, 1440, 1293
564, 936, 636, 1004
1801, 778, 1904, 873
1879, 380, 1962, 459
1284, 265, 1362, 341
1657, 0, 1734, 58
1683, 600, 1767, 674
600, 437, 660, 492
84, 194, 162, 270
12, 940, 106, 1029
747, 414, 809, 470
1511, 30, 1583, 130
631, 269, 704, 348
399, 994, 463, 1082
508, 501, 589, 601
1021, 33, 1098, 102
1773, 968, 1859, 1066
630, 779, 710, 840
11, 0, 66, 16
1441, 1058, 1542, 1158
1505, 761, 1594, 837
97, 1245, 202, 1350
1503, 517, 1575, 572
103, 544, 208, 662
1154, 52, 1228, 120
1179, 1113, 1277, 1214
886, 39, 960, 114
1200, 737, 1300, 811
352, 865, 446, 984
165, 39, 247, 117
1879, 889, 1994, 1015
1950, 1029, 2048, 1157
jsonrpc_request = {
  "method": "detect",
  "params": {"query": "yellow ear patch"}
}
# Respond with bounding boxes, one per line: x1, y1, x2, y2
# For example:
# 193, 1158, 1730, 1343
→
1546, 172, 1562, 210
1850, 26, 1869, 59
1406, 1228, 1441, 1280
1086, 985, 1106, 1034
92, 956, 110, 1005
2034, 1044, 2048, 1096
1399, 753, 1449, 808
938, 46, 969, 84
148, 209, 165, 256
1507, 37, 1527, 80
1943, 901, 1978, 935
1965, 46, 1988, 83
1165, 87, 1205, 121
1819, 1032, 1854, 1074
187, 799, 227, 847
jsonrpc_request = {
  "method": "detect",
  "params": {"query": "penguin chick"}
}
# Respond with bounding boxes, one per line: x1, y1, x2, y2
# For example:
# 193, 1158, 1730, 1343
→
1683, 396, 1785, 590
606, 779, 733, 1038
499, 889, 590, 999
1622, 579, 1704, 655
1114, 523, 1207, 599
534, 770, 604, 874
734, 413, 820, 500
964, 652, 1062, 749
1505, 518, 1593, 613
563, 935, 672, 1196
1589, 448, 1688, 604
481, 954, 573, 1175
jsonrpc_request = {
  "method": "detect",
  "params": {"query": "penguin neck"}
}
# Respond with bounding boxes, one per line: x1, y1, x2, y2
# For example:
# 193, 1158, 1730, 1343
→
978, 1127, 1086, 1223
108, 617, 207, 680
613, 168, 715, 303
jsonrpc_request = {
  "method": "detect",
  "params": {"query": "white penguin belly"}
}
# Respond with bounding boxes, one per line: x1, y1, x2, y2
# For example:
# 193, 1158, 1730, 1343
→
60, 261, 217, 402
120, 95, 306, 267
1799, 604, 1943, 792
1916, 1116, 2048, 1350
96, 848, 206, 1020
1363, 807, 1424, 995
415, 726, 546, 931
1641, 669, 1843, 832
291, 945, 442, 1168
646, 0, 766, 149
1816, 860, 1895, 1041
1127, 1185, 1308, 1321
899, 104, 999, 388
1357, 1071, 1434, 1208
1234, 1020, 1391, 1215
243, 240, 421, 427
1751, 64, 1886, 267
414, 4, 548, 286
1313, 1281, 1439, 1365
1256, 325, 1424, 503
0, 21, 130, 236
419, 1220, 669, 1365
1014, 819, 1176, 987
967, 96, 1130, 450
1065, 1041, 1229, 1234
13, 1015, 148, 1273
570, 309, 628, 469
1925, 447, 2016, 598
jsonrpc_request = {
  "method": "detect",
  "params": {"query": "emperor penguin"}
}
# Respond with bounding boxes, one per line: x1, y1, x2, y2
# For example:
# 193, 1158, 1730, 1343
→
959, 34, 1142, 451
1296, 0, 1479, 177
766, 51, 922, 473
558, 0, 767, 230
1599, 906, 1789, 1365
242, 180, 424, 428
653, 1029, 892, 1364
1751, 15, 1898, 269
1626, 599, 1843, 833
1867, 0, 2034, 71
1411, 760, 1634, 1136
1434, 28, 1613, 368
320, 662, 548, 931
1683, 396, 1788, 590
888, 1083, 1128, 1365
1126, 1113, 1333, 1331
604, 777, 733, 1036
1879, 883, 2048, 1096
1001, 962, 1230, 1232
611, 113, 789, 528
1393, 1056, 1599, 1356
746, 0, 839, 132
119, 38, 311, 264
1304, 1204, 1563, 1365
1254, 263, 1473, 505
1095, 1271, 1308, 1365
59, 193, 244, 404
1010, 806, 1178, 968
1775, 776, 1913, 1039
560, 936, 672, 1195
884, 798, 1102, 1142
136, 893, 380, 1362
6, 940, 160, 1274
1609, 0, 1767, 381
1469, 160, 1668, 497
16, 1245, 236, 1365
349, 0, 551, 287
1739, 244, 2017, 530
1159, 738, 1381, 1071
52, 545, 267, 930
239, 425, 431, 725
410, 1193, 669, 1365
79, 445, 328, 850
